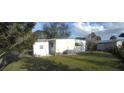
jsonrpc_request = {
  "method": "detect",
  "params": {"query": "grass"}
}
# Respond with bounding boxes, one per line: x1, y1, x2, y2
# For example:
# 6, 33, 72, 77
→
3, 51, 124, 71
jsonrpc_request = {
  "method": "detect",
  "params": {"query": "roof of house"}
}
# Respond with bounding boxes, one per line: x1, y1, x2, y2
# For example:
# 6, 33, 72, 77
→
36, 38, 86, 42
37, 39, 49, 42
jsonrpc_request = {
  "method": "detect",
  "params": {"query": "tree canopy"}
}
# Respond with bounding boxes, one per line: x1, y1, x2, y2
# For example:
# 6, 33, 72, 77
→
119, 33, 124, 37
110, 35, 117, 40
41, 22, 70, 39
86, 32, 101, 51
0, 22, 35, 57
34, 30, 47, 39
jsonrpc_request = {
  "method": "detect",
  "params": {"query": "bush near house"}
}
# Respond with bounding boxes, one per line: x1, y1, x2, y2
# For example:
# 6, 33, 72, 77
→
115, 47, 124, 60
106, 45, 124, 61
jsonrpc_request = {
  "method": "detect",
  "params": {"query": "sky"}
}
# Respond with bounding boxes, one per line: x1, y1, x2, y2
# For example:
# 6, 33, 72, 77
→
32, 22, 124, 40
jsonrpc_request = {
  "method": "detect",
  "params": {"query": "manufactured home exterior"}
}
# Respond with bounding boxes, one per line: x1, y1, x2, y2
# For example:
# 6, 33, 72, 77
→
33, 40, 49, 56
33, 39, 86, 56
97, 39, 124, 51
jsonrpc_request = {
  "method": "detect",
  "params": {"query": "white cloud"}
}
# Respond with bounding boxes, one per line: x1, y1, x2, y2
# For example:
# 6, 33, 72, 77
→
72, 22, 124, 40
103, 22, 124, 30
99, 22, 124, 35
73, 22, 105, 33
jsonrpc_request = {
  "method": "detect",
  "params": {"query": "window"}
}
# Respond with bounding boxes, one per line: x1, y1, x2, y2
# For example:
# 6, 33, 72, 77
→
40, 45, 43, 49
75, 42, 83, 46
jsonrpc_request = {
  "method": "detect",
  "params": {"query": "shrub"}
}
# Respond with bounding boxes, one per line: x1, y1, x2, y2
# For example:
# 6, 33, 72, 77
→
109, 46, 124, 61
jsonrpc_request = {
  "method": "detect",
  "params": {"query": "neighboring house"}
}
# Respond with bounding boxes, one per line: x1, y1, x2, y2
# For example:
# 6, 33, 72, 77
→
97, 39, 124, 51
33, 39, 86, 56
97, 33, 124, 51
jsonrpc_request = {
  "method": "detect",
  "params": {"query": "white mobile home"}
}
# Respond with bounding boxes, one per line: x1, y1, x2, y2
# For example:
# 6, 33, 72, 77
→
33, 39, 86, 56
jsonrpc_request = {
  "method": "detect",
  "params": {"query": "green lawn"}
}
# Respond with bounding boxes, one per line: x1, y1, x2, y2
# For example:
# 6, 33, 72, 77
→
3, 51, 124, 71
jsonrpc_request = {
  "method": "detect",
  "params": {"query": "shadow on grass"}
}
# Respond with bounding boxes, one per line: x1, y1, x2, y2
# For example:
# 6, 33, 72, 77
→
0, 51, 20, 71
20, 57, 82, 71
78, 51, 115, 58
64, 56, 124, 70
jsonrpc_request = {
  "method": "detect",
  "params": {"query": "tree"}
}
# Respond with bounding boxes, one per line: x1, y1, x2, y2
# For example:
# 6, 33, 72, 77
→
96, 36, 101, 41
15, 31, 36, 52
110, 36, 117, 40
86, 32, 101, 51
34, 30, 47, 39
119, 33, 124, 37
42, 22, 70, 39
0, 22, 36, 67
0, 22, 35, 58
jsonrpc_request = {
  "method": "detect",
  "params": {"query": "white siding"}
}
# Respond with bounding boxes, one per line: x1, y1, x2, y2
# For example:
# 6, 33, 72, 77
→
33, 42, 49, 56
116, 41, 122, 48
33, 39, 86, 56
55, 39, 75, 53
